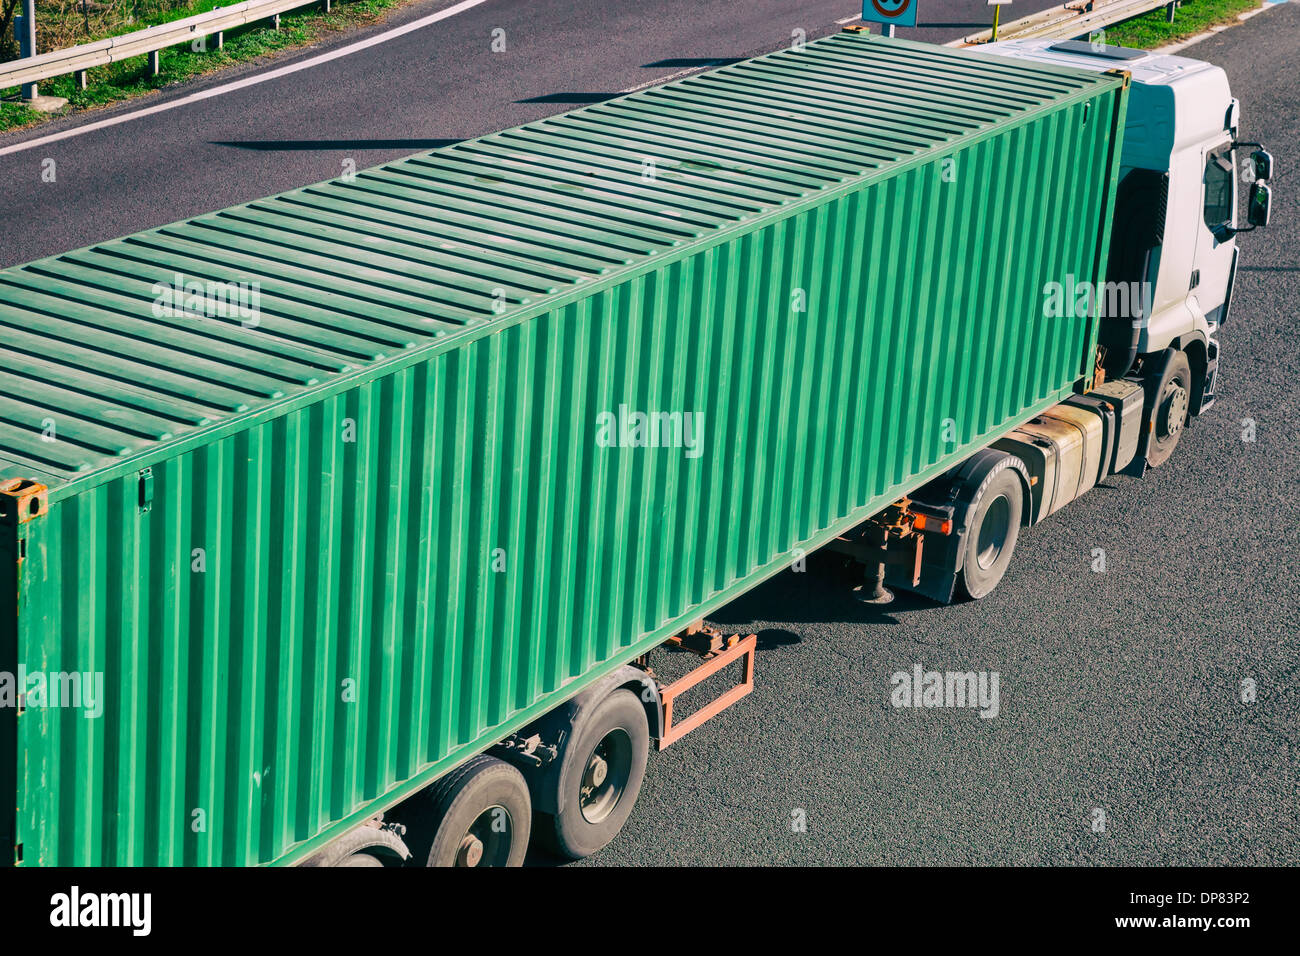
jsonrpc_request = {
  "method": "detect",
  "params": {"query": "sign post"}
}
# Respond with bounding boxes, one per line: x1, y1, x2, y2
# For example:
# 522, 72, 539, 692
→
861, 0, 918, 37
987, 0, 1012, 42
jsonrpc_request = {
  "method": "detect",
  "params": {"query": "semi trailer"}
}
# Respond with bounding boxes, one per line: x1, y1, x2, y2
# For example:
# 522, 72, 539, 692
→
0, 29, 1272, 867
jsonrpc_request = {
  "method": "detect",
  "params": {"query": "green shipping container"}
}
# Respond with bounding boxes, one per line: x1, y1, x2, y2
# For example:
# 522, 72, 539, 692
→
0, 33, 1127, 866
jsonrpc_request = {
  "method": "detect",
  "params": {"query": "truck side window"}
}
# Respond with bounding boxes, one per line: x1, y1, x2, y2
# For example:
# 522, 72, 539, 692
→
1203, 151, 1234, 230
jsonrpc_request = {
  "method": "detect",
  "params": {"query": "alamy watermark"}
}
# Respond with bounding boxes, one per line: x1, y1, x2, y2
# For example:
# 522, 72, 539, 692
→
151, 272, 261, 328
890, 663, 1000, 718
1043, 274, 1151, 324
0, 667, 104, 718
50, 886, 150, 936
595, 404, 705, 459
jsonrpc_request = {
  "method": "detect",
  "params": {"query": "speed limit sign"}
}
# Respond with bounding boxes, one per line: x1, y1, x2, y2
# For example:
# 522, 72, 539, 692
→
862, 0, 918, 29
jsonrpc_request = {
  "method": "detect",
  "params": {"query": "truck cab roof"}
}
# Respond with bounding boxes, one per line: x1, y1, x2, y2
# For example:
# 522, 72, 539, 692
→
972, 39, 1234, 168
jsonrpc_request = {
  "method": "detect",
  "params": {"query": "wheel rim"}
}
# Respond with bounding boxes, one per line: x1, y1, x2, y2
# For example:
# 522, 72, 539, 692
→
579, 729, 633, 825
976, 495, 1011, 570
1156, 379, 1189, 444
455, 805, 514, 867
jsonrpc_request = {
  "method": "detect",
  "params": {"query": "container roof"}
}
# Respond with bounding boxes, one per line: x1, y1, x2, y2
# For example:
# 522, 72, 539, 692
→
0, 31, 1115, 494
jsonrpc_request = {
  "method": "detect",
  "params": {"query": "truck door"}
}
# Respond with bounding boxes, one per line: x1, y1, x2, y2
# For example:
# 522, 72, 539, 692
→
1192, 139, 1239, 327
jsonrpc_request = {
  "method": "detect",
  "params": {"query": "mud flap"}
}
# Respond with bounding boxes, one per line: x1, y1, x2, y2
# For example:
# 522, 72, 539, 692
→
1199, 339, 1220, 413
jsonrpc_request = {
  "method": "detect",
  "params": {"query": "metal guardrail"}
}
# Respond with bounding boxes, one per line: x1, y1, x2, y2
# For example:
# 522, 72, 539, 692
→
1, 0, 333, 92
956, 0, 1178, 45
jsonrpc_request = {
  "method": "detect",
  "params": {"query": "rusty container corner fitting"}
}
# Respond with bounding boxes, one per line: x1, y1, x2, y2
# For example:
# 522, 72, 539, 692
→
0, 32, 1128, 866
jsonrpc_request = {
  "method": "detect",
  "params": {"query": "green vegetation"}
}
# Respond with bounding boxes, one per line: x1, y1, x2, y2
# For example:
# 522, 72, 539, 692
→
1, 0, 416, 132
2, 0, 245, 59
1101, 0, 1263, 49
0, 100, 40, 129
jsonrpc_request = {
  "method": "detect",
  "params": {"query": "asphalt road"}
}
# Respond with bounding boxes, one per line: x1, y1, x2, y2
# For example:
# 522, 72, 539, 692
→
0, 0, 1063, 268
574, 4, 1300, 866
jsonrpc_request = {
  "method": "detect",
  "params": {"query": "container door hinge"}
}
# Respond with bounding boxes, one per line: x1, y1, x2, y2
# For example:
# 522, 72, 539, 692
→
138, 469, 154, 514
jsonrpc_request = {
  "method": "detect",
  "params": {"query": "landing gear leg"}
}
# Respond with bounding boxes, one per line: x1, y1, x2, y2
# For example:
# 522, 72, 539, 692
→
853, 518, 895, 604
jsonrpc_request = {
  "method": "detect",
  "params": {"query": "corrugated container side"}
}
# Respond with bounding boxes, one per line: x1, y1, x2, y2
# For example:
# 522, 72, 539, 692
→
4, 63, 1126, 866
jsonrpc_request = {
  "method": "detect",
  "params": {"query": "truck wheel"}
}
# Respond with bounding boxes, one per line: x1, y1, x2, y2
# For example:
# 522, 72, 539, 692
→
535, 689, 649, 860
956, 466, 1024, 600
413, 755, 532, 867
1145, 350, 1192, 468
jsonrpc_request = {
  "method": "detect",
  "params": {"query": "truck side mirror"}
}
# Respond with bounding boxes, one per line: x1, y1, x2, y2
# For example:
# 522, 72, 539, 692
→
1247, 183, 1271, 228
1251, 149, 1273, 183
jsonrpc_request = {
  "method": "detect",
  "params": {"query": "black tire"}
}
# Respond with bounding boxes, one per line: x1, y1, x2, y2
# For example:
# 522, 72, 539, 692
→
1145, 350, 1192, 468
535, 689, 649, 860
412, 755, 532, 867
956, 466, 1024, 600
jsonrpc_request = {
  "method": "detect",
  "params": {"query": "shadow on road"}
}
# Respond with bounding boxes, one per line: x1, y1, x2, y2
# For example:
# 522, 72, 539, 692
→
753, 628, 803, 650
212, 138, 464, 151
516, 92, 622, 104
641, 57, 743, 68
709, 553, 943, 628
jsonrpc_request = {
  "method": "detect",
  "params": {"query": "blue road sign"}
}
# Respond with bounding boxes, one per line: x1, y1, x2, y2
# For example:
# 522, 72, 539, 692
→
862, 0, 918, 29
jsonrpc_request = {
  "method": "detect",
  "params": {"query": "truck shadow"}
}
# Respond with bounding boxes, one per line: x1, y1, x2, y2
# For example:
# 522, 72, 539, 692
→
641, 57, 744, 68
211, 138, 464, 151
516, 92, 623, 104
708, 553, 938, 627
516, 60, 746, 108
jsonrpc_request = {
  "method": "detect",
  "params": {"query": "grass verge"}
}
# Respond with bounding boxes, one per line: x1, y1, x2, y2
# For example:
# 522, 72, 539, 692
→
1101, 0, 1264, 49
1, 0, 418, 133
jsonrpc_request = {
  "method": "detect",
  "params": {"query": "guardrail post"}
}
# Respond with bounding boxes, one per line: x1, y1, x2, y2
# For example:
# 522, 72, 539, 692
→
18, 0, 37, 100
272, 13, 281, 29
324, 0, 331, 11
149, 49, 160, 75
13, 0, 66, 111
1165, 1, 1176, 22
75, 70, 87, 90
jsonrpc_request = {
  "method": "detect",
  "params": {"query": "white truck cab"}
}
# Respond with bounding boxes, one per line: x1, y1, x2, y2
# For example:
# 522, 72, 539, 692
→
975, 38, 1273, 460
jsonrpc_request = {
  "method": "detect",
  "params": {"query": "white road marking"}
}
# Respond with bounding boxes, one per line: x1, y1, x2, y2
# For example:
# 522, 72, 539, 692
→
0, 0, 492, 158
835, 12, 862, 24
620, 61, 727, 94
